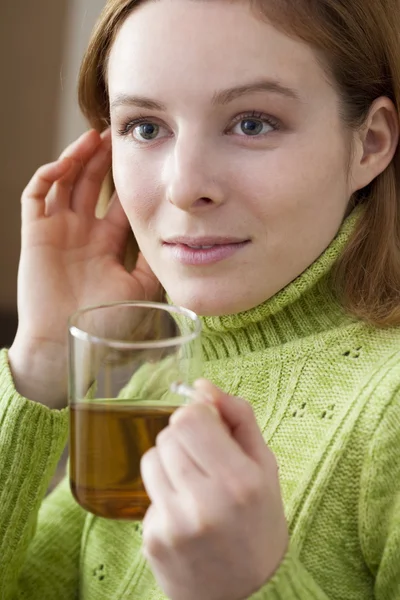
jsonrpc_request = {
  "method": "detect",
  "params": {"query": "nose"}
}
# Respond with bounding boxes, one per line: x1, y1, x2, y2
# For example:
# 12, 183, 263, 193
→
163, 135, 225, 212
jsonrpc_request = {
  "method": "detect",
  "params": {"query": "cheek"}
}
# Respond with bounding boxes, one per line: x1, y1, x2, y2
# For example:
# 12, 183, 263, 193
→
243, 133, 349, 223
290, 122, 350, 193
112, 145, 161, 224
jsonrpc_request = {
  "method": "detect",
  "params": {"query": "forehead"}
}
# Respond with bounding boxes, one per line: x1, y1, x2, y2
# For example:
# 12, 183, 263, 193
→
107, 0, 327, 103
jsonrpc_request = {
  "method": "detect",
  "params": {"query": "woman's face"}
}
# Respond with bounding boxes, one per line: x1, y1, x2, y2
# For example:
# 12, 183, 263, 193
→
108, 0, 356, 316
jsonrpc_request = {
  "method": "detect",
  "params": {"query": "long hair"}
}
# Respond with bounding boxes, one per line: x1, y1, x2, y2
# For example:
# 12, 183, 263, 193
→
78, 0, 400, 326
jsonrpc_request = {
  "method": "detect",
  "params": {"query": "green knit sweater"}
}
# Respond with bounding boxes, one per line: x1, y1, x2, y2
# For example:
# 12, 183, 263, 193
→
1, 211, 400, 599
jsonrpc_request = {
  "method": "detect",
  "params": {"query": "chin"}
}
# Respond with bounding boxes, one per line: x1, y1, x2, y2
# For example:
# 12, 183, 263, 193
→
165, 284, 262, 317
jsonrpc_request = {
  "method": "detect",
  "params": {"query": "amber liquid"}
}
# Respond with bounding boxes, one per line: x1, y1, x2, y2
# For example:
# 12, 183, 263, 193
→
70, 402, 176, 520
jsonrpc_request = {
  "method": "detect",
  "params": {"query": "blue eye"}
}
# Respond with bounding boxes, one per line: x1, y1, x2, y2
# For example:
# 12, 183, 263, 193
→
240, 119, 264, 135
134, 122, 160, 140
228, 111, 279, 138
231, 118, 275, 136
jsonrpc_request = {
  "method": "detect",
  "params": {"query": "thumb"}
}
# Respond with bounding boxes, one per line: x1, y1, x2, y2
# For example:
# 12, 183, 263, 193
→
193, 379, 270, 467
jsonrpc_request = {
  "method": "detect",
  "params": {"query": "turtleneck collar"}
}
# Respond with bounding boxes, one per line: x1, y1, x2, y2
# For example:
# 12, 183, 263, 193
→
198, 208, 362, 360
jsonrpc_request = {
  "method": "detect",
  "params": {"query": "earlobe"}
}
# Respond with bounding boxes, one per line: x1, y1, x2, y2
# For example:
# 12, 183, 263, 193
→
350, 97, 399, 193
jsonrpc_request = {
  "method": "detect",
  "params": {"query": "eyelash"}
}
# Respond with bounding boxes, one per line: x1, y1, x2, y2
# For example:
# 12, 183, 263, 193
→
229, 111, 280, 134
116, 111, 280, 139
117, 115, 157, 137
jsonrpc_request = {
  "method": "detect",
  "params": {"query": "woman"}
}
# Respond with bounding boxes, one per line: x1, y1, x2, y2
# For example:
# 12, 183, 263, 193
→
1, 0, 400, 598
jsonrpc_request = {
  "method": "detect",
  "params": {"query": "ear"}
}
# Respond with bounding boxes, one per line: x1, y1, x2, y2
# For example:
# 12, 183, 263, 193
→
350, 97, 399, 193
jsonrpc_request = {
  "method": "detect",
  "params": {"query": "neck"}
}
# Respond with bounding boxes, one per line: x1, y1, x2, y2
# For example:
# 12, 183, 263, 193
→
199, 208, 361, 361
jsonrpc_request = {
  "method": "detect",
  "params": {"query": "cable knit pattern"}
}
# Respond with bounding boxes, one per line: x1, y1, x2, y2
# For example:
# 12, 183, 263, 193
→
0, 208, 400, 599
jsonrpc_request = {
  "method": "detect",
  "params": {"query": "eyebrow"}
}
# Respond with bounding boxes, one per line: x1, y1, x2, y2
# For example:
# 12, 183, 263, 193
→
110, 94, 167, 111
110, 78, 300, 111
212, 79, 301, 105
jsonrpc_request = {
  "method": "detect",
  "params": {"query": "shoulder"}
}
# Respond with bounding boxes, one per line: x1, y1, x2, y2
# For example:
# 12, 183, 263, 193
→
358, 395, 400, 580
351, 324, 400, 477
346, 323, 400, 407
320, 322, 400, 442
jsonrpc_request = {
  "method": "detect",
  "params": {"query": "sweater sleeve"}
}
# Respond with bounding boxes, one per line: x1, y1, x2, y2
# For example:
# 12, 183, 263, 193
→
0, 349, 86, 599
246, 548, 330, 599
358, 389, 400, 599
247, 387, 400, 600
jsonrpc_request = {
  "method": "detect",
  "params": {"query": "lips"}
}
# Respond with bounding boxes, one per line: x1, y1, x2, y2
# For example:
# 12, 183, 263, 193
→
162, 236, 250, 266
163, 236, 248, 246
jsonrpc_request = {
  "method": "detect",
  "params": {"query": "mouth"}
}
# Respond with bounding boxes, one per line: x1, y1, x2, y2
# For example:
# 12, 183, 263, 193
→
162, 236, 251, 266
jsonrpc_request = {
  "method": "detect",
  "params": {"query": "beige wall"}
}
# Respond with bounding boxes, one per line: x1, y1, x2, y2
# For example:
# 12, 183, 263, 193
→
56, 0, 106, 154
0, 0, 105, 320
0, 0, 68, 312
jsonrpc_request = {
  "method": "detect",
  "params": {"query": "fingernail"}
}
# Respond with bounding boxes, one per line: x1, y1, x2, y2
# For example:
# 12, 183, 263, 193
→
204, 403, 220, 419
169, 398, 220, 426
101, 128, 112, 140
170, 381, 215, 405
193, 379, 216, 404
170, 381, 196, 400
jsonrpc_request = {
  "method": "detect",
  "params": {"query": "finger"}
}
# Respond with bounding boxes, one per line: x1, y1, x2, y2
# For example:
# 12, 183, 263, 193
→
140, 446, 175, 515
142, 503, 170, 563
156, 427, 207, 492
193, 379, 270, 468
45, 160, 82, 216
21, 157, 72, 223
143, 501, 156, 528
46, 130, 102, 215
59, 128, 101, 160
169, 402, 250, 476
71, 129, 112, 215
101, 192, 131, 261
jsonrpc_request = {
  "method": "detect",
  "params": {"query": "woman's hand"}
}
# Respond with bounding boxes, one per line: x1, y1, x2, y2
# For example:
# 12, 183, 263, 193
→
141, 380, 288, 600
8, 129, 161, 406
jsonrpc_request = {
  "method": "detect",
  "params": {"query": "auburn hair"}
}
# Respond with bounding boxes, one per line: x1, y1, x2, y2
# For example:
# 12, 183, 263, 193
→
78, 0, 400, 326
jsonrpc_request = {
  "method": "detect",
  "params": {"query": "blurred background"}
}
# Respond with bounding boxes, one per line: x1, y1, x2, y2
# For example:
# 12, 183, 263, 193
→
0, 0, 105, 347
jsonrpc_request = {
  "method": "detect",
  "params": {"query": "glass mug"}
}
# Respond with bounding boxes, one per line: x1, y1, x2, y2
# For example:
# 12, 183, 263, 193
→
68, 301, 202, 520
